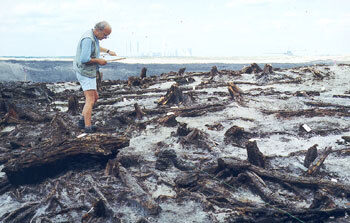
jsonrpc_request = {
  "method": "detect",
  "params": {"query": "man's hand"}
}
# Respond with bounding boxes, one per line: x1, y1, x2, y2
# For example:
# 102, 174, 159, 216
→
108, 50, 117, 56
97, 58, 107, 65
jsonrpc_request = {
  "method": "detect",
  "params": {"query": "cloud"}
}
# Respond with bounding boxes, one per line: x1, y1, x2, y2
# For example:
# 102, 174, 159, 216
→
226, 0, 278, 7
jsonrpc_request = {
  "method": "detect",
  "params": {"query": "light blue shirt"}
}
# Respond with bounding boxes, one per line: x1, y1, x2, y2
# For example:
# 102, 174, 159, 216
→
80, 35, 100, 64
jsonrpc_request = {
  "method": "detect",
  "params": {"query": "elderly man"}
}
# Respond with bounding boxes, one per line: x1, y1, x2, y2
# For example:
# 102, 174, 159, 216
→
73, 21, 117, 133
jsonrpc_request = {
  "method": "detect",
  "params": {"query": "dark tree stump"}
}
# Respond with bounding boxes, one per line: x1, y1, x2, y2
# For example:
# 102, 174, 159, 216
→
304, 144, 318, 168
158, 84, 184, 105
263, 64, 273, 74
134, 103, 145, 119
241, 63, 263, 74
228, 82, 243, 102
178, 67, 186, 76
159, 115, 178, 127
96, 71, 103, 91
140, 67, 147, 79
0, 103, 19, 125
306, 147, 332, 176
128, 76, 141, 87
67, 95, 79, 116
246, 140, 265, 168
210, 66, 218, 76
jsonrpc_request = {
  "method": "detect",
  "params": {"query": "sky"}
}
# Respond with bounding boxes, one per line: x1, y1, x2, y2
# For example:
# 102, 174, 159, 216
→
0, 0, 349, 57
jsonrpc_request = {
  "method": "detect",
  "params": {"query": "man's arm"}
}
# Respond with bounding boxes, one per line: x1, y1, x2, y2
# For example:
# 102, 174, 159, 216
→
100, 46, 117, 56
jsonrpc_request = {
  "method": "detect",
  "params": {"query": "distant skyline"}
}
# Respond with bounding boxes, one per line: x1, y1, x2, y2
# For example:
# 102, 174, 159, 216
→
0, 0, 349, 57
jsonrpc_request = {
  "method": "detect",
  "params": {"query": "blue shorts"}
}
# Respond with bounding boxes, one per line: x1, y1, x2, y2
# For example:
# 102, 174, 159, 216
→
76, 72, 96, 91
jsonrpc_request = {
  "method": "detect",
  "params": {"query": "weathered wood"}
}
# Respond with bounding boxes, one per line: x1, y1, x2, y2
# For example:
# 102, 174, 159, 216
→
128, 76, 141, 87
227, 82, 244, 105
183, 129, 200, 142
96, 71, 103, 91
134, 103, 145, 120
263, 64, 273, 74
218, 158, 350, 195
3, 134, 130, 185
140, 67, 147, 79
158, 114, 178, 127
262, 108, 350, 118
245, 170, 286, 206
67, 95, 79, 115
306, 147, 332, 176
210, 66, 218, 77
241, 63, 262, 74
1, 202, 40, 223
157, 84, 187, 105
117, 163, 161, 215
83, 175, 121, 222
246, 140, 265, 168
0, 104, 19, 126
178, 67, 186, 76
304, 144, 318, 168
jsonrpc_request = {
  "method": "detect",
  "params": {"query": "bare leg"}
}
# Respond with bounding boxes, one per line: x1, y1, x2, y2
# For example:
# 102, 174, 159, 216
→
82, 90, 99, 127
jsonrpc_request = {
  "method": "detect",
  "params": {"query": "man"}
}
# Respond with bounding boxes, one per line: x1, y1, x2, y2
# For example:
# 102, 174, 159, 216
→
73, 21, 117, 133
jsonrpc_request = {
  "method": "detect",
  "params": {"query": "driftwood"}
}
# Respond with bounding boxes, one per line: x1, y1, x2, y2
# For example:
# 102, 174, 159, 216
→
3, 134, 130, 185
218, 157, 350, 195
117, 162, 161, 215
245, 170, 286, 206
306, 147, 332, 176
262, 108, 350, 118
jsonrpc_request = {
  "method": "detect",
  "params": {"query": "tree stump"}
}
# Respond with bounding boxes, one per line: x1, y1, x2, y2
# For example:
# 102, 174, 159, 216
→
128, 76, 141, 87
263, 64, 273, 74
246, 140, 265, 168
306, 147, 332, 176
178, 67, 186, 76
304, 144, 318, 168
140, 67, 147, 79
134, 103, 145, 119
241, 63, 263, 74
210, 66, 218, 76
67, 95, 79, 116
96, 71, 103, 91
157, 84, 184, 105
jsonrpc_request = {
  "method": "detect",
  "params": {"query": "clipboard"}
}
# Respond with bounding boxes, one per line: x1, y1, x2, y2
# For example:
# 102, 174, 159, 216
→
106, 57, 127, 62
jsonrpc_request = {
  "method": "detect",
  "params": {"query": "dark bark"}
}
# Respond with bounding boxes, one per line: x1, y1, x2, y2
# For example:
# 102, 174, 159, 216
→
246, 140, 265, 168
304, 144, 318, 168
3, 134, 129, 185
117, 163, 161, 215
140, 67, 147, 79
306, 147, 332, 176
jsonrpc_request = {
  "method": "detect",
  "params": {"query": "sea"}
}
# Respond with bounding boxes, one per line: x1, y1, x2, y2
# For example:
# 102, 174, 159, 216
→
0, 55, 349, 82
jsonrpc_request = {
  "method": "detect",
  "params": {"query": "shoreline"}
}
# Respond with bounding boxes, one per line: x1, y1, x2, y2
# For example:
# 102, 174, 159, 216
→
1, 55, 350, 64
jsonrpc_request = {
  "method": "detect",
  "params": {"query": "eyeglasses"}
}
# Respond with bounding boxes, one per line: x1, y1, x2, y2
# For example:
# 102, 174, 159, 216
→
103, 33, 109, 39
